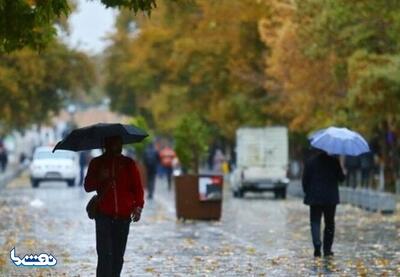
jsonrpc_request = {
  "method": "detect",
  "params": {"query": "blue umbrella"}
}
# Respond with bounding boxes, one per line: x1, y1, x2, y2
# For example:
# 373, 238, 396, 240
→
310, 127, 370, 156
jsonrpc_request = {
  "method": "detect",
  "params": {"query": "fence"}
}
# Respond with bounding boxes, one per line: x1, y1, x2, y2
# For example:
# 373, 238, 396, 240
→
288, 181, 397, 214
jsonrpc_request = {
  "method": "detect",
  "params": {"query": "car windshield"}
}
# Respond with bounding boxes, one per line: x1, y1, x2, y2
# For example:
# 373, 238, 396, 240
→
34, 150, 75, 160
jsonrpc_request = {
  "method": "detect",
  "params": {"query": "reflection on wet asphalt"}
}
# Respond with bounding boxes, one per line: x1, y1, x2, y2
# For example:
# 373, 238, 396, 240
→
0, 174, 399, 276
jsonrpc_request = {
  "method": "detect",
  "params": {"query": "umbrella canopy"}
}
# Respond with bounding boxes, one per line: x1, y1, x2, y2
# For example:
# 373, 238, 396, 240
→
310, 127, 370, 156
53, 123, 148, 152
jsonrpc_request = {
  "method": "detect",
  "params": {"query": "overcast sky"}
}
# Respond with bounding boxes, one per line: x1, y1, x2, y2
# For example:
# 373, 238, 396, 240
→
65, 0, 117, 54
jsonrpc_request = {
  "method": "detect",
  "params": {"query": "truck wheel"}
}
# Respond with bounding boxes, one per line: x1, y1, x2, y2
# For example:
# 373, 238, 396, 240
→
233, 189, 244, 198
275, 188, 287, 199
281, 188, 287, 199
31, 179, 40, 188
67, 179, 75, 187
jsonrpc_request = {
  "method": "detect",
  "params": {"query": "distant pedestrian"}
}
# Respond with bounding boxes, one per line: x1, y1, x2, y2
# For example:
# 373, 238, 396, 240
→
159, 146, 176, 190
360, 152, 373, 188
79, 151, 90, 186
207, 145, 216, 171
344, 155, 360, 188
302, 149, 345, 258
213, 149, 225, 173
84, 136, 144, 277
0, 140, 8, 173
143, 143, 159, 199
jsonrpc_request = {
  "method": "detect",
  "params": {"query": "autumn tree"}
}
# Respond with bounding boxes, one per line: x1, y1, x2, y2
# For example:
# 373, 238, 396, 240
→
261, 0, 400, 190
259, 0, 347, 134
0, 41, 95, 131
105, 0, 271, 141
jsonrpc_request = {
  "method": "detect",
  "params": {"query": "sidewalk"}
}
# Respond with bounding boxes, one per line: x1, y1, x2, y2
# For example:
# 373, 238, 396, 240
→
0, 162, 27, 189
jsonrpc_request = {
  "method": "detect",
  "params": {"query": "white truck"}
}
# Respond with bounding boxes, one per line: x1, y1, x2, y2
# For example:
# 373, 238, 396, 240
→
231, 126, 289, 199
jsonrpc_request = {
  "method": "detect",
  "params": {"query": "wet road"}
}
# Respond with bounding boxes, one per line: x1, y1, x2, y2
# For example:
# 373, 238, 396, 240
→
0, 173, 399, 276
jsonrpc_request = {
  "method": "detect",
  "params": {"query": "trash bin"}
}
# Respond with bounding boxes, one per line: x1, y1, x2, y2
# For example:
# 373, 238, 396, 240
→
175, 174, 223, 220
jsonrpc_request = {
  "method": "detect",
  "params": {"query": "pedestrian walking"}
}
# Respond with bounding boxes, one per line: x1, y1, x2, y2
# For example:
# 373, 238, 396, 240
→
344, 155, 360, 188
207, 145, 216, 171
302, 149, 345, 258
213, 148, 225, 173
84, 136, 144, 277
143, 143, 159, 199
0, 140, 8, 173
159, 146, 176, 190
360, 152, 373, 188
79, 151, 90, 186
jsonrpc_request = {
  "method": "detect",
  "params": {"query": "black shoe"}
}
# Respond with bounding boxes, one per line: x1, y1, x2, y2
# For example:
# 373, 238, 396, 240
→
324, 251, 334, 257
314, 249, 321, 257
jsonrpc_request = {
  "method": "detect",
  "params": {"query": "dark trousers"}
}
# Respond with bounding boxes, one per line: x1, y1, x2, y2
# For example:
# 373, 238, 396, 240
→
95, 214, 131, 277
310, 205, 336, 253
0, 155, 7, 173
80, 166, 85, 186
346, 169, 357, 188
147, 171, 156, 198
361, 168, 371, 188
165, 167, 173, 190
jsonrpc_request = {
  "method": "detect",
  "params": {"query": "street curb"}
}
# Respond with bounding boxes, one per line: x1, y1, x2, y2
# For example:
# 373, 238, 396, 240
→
0, 164, 28, 189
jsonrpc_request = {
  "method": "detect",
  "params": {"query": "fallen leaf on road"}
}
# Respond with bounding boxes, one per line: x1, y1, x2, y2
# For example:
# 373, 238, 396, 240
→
145, 267, 157, 273
247, 247, 256, 255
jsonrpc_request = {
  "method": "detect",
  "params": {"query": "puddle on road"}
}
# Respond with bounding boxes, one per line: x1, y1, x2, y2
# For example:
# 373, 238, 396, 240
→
30, 198, 45, 208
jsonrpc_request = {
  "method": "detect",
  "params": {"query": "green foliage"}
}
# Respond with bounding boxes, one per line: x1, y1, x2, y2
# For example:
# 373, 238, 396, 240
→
0, 0, 157, 52
295, 0, 400, 58
262, 0, 400, 135
263, 0, 400, 189
347, 51, 400, 135
0, 42, 95, 131
0, 0, 70, 52
128, 115, 151, 160
174, 113, 211, 174
292, 0, 400, 133
105, 0, 270, 140
101, 0, 156, 13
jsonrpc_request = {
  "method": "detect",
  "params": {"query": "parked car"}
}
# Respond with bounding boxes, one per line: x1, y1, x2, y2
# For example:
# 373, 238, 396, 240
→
231, 126, 290, 199
29, 146, 79, 188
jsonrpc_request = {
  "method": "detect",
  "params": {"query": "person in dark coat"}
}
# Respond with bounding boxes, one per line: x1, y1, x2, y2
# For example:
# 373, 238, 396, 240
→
0, 140, 8, 173
79, 151, 89, 186
143, 143, 159, 199
360, 152, 374, 188
302, 149, 345, 258
344, 155, 360, 188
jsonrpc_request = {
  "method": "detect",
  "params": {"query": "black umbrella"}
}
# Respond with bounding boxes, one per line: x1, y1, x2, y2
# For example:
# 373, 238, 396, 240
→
53, 123, 148, 152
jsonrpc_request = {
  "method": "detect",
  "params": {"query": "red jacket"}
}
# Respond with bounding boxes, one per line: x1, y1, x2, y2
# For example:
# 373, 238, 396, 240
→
84, 154, 144, 219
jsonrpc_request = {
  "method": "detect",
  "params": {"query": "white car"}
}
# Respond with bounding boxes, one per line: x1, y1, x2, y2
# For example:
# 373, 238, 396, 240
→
29, 146, 80, 188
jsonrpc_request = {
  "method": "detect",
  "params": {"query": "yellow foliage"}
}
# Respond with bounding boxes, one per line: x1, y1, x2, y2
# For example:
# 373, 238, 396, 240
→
105, 0, 271, 139
259, 0, 345, 133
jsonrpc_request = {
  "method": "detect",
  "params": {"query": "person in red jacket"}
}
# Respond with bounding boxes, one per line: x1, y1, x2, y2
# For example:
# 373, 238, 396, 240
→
84, 135, 144, 277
